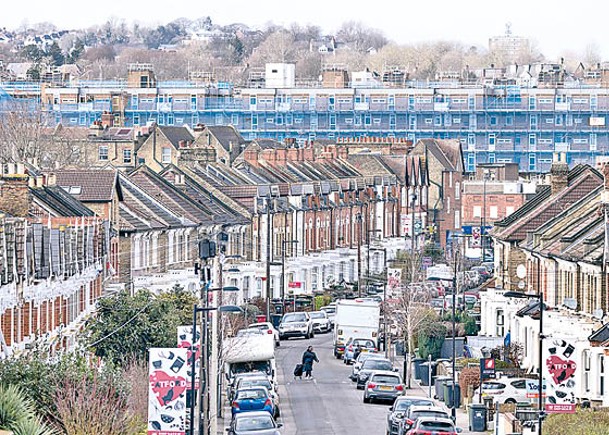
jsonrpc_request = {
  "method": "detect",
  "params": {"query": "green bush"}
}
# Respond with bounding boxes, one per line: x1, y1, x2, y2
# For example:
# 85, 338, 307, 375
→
418, 322, 447, 360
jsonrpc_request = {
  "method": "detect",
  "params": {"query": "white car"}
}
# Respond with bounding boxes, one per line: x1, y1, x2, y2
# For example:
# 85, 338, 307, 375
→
247, 322, 280, 347
474, 377, 529, 404
320, 304, 336, 327
309, 310, 331, 333
278, 312, 314, 340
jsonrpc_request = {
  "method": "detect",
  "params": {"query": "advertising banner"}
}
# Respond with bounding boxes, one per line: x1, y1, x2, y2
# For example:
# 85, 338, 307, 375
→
177, 326, 200, 388
387, 268, 402, 291
543, 338, 577, 413
148, 348, 189, 435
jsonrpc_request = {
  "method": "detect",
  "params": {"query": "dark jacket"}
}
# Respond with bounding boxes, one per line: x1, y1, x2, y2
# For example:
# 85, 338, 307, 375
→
302, 350, 319, 372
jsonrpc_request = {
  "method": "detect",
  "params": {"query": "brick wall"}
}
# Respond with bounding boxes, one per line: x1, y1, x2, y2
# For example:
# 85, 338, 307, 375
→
1, 308, 12, 346
118, 236, 133, 284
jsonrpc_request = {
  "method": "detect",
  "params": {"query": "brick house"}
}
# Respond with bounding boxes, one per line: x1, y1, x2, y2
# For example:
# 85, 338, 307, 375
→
0, 164, 108, 356
409, 139, 465, 248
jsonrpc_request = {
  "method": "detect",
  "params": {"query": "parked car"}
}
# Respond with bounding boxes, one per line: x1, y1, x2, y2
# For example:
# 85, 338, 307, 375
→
473, 377, 529, 404
471, 265, 491, 281
231, 386, 278, 418
320, 305, 336, 327
356, 358, 395, 389
397, 405, 449, 434
227, 411, 283, 435
350, 352, 385, 381
343, 337, 377, 364
228, 372, 270, 403
363, 370, 405, 403
248, 322, 280, 347
481, 261, 494, 274
406, 416, 462, 435
309, 311, 331, 333
278, 312, 313, 340
386, 396, 437, 435
233, 376, 279, 410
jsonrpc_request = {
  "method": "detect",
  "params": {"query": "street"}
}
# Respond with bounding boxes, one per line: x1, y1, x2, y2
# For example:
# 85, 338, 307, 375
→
274, 332, 389, 435
220, 332, 477, 435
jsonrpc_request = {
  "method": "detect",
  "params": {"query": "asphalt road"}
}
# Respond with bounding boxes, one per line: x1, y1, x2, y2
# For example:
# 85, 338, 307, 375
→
274, 332, 390, 435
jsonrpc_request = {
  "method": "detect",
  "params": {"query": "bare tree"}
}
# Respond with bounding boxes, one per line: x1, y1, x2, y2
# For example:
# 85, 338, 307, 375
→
389, 284, 435, 388
336, 21, 388, 53
0, 101, 47, 166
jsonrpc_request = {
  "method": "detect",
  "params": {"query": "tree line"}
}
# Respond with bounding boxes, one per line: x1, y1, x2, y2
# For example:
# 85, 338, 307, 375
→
1, 16, 602, 84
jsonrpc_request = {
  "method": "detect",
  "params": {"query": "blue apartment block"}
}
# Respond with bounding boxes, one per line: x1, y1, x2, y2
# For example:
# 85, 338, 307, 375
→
3, 64, 609, 173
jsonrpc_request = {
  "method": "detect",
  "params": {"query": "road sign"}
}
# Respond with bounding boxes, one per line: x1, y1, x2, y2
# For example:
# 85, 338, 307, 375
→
480, 358, 495, 379
525, 379, 547, 399
422, 257, 432, 267
414, 220, 422, 235
288, 281, 301, 288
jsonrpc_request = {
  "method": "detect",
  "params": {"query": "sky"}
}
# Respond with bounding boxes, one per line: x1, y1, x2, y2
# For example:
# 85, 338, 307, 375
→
2, 0, 608, 61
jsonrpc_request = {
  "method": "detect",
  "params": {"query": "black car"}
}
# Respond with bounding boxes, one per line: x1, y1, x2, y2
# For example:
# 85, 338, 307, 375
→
356, 358, 394, 389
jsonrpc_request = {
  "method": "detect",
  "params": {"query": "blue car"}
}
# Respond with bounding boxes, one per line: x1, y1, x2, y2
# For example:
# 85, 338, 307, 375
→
231, 387, 277, 418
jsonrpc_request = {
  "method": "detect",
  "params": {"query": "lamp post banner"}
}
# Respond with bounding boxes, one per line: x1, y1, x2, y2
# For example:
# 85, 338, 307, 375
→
148, 348, 189, 434
177, 326, 201, 388
543, 337, 577, 414
387, 268, 402, 291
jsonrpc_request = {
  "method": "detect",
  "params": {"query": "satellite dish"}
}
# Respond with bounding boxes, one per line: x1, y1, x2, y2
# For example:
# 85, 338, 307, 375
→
563, 298, 577, 310
593, 309, 604, 319
516, 264, 527, 279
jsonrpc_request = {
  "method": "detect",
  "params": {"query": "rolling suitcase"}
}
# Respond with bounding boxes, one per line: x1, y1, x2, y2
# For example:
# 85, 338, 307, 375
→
294, 363, 303, 377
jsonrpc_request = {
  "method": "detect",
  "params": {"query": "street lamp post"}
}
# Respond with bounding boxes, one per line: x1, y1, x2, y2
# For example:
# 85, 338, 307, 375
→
281, 240, 299, 314
188, 302, 242, 435
505, 290, 545, 434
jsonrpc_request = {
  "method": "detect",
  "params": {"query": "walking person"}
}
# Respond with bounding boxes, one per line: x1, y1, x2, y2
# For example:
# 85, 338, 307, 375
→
301, 345, 319, 379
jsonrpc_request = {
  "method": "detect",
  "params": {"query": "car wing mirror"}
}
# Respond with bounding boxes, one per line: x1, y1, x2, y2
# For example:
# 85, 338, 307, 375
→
389, 406, 394, 411
277, 423, 283, 428
456, 428, 463, 433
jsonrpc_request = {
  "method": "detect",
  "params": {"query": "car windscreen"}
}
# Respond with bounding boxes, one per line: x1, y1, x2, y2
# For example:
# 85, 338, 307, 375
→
235, 415, 275, 431
394, 399, 434, 411
419, 421, 454, 431
411, 411, 448, 420
354, 339, 375, 347
363, 360, 392, 371
236, 389, 267, 400
309, 312, 325, 319
283, 313, 306, 322
238, 378, 272, 390
232, 361, 271, 375
482, 382, 506, 390
372, 375, 400, 384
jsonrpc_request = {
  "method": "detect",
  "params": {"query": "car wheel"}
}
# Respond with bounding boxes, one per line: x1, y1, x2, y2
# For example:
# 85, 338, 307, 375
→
505, 398, 516, 404
363, 395, 370, 403
276, 339, 280, 347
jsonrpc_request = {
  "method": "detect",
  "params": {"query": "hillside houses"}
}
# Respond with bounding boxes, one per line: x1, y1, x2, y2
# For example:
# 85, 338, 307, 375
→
0, 131, 465, 355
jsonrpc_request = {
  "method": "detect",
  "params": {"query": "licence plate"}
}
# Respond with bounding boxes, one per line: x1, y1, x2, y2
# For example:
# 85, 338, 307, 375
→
379, 386, 393, 391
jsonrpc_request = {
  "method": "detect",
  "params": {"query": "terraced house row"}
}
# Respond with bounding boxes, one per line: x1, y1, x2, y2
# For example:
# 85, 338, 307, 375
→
481, 159, 609, 407
3, 62, 609, 173
0, 132, 465, 356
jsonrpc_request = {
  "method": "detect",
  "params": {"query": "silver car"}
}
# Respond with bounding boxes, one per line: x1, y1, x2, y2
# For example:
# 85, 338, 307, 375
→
363, 370, 405, 403
309, 311, 331, 333
227, 411, 282, 435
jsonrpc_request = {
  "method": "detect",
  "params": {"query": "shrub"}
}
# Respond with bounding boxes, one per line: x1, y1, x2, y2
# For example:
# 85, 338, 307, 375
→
544, 409, 609, 435
418, 322, 447, 360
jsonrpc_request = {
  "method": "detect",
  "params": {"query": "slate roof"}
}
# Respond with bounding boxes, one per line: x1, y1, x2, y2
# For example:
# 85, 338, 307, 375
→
206, 126, 246, 151
127, 166, 212, 225
159, 126, 195, 148
492, 165, 603, 242
519, 186, 605, 263
159, 165, 250, 225
117, 173, 196, 233
30, 186, 95, 217
416, 139, 463, 172
51, 170, 119, 202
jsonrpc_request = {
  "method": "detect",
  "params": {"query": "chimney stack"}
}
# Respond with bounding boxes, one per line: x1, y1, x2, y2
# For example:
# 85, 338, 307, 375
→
0, 173, 30, 217
550, 152, 569, 194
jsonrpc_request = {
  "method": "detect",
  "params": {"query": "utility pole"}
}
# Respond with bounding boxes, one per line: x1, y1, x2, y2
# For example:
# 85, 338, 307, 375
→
265, 195, 272, 321
357, 212, 362, 297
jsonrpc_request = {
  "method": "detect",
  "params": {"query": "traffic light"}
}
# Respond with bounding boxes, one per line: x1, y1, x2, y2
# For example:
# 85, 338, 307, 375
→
198, 239, 216, 260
